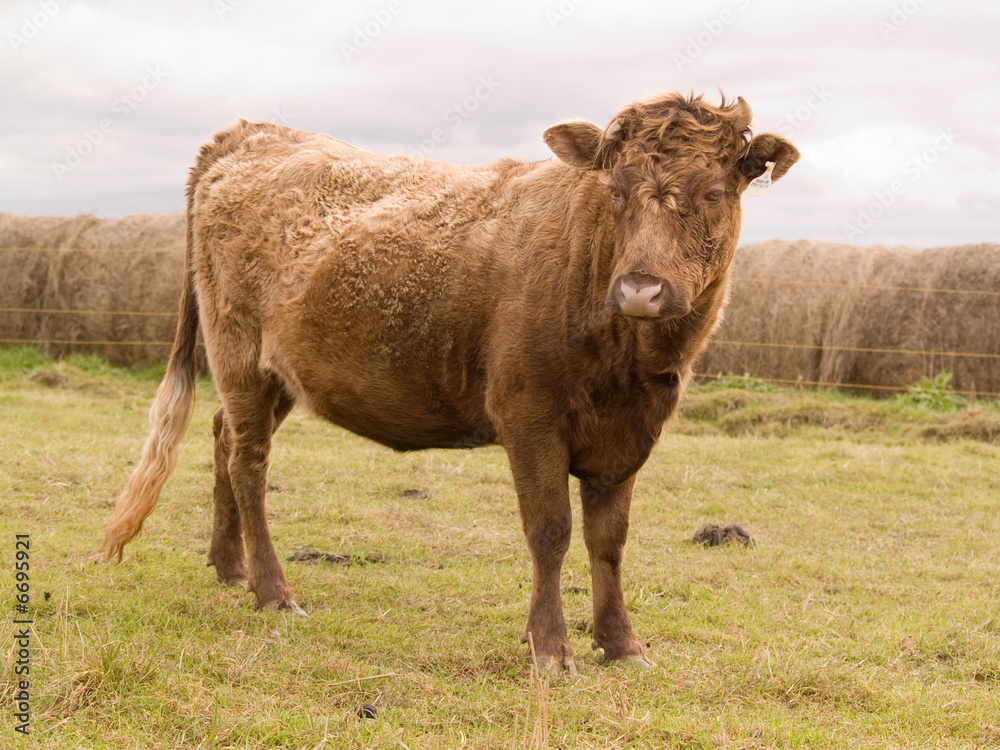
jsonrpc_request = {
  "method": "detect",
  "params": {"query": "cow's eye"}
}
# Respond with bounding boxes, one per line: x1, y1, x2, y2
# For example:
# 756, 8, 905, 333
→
609, 185, 625, 205
703, 188, 724, 205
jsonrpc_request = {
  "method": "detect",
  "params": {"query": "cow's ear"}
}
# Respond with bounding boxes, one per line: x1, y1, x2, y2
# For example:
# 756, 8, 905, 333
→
739, 132, 800, 183
545, 116, 629, 171
544, 121, 605, 169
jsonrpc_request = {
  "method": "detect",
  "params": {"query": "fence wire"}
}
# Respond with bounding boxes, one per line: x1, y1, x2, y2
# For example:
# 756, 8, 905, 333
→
2, 304, 996, 397
734, 277, 1000, 298
710, 339, 1000, 361
694, 372, 1000, 399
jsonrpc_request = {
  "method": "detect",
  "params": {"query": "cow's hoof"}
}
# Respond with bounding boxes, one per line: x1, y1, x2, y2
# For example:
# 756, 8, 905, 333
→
263, 599, 307, 617
619, 654, 653, 669
207, 557, 248, 586
592, 641, 653, 669
599, 653, 652, 669
535, 653, 578, 677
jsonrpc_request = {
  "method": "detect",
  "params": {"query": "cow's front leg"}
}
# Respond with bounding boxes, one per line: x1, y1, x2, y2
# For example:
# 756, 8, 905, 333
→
504, 440, 575, 674
580, 476, 649, 666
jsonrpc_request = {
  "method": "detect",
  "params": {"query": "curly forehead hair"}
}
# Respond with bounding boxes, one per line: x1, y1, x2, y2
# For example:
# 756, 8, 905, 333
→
595, 93, 753, 171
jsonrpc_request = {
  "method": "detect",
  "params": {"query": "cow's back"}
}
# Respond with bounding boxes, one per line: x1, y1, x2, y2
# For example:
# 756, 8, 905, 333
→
188, 122, 540, 450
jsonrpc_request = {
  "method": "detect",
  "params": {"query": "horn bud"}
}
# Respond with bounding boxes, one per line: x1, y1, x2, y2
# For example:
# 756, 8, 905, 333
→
603, 118, 624, 141
733, 96, 753, 131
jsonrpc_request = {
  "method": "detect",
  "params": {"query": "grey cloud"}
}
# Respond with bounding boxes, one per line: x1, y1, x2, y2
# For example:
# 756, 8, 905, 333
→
0, 0, 996, 248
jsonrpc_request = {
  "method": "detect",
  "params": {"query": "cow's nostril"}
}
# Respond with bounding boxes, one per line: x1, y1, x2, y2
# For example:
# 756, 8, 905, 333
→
609, 273, 691, 319
618, 279, 664, 317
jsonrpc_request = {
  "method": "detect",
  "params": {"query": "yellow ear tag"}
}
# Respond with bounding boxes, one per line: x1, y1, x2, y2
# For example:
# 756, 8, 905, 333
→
745, 161, 775, 196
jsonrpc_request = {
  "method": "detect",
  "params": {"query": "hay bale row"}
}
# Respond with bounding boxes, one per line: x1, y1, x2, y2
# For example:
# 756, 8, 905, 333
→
1, 214, 997, 397
0, 212, 189, 368
700, 239, 1000, 398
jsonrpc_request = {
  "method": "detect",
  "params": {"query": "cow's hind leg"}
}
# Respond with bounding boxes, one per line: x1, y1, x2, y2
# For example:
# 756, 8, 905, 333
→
580, 476, 649, 667
207, 407, 247, 586
216, 377, 303, 614
207, 392, 295, 588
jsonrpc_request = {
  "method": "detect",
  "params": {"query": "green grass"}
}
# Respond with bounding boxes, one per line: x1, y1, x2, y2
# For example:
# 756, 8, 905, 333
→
2, 347, 1000, 748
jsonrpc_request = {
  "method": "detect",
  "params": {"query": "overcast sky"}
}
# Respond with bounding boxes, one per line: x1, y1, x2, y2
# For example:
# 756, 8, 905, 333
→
2, 0, 997, 248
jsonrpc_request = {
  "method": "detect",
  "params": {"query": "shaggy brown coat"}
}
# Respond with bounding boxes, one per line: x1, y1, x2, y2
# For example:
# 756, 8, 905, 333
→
102, 92, 798, 673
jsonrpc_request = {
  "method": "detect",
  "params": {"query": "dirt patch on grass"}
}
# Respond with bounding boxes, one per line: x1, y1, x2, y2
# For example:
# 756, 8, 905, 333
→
28, 366, 120, 399
921, 410, 1000, 443
288, 550, 386, 566
680, 389, 890, 437
399, 488, 431, 499
692, 523, 755, 547
717, 401, 889, 437
680, 387, 1000, 444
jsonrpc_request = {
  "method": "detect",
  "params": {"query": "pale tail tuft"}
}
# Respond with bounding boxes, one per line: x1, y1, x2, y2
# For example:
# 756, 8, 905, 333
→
101, 362, 196, 562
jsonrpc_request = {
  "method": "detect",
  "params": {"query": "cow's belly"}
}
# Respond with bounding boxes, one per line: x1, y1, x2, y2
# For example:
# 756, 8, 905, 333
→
264, 301, 494, 453
310, 392, 496, 452
295, 357, 495, 452
261, 215, 499, 451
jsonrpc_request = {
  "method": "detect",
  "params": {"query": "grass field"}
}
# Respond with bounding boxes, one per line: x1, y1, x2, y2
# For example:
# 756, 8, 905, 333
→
2, 347, 999, 749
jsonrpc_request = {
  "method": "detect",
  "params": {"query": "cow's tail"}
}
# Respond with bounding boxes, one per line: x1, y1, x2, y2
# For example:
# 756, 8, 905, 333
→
100, 225, 201, 562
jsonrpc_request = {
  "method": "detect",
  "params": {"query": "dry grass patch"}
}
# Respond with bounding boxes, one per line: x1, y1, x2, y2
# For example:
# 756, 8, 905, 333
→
2, 348, 999, 748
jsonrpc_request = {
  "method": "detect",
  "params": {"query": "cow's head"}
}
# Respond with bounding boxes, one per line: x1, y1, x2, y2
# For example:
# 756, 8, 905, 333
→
544, 94, 799, 318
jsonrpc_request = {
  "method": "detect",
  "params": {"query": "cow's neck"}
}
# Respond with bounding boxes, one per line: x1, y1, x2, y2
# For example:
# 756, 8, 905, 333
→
643, 274, 730, 377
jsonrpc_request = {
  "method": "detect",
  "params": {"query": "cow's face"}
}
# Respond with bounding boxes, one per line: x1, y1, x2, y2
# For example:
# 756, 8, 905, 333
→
544, 95, 799, 319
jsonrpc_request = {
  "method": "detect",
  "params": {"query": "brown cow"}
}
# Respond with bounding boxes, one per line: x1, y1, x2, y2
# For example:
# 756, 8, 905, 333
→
102, 92, 798, 673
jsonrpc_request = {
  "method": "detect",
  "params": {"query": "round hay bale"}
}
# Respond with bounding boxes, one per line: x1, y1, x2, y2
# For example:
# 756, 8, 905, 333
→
701, 240, 1000, 398
833, 243, 1000, 398
0, 224, 53, 348
0, 212, 192, 368
702, 239, 873, 388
